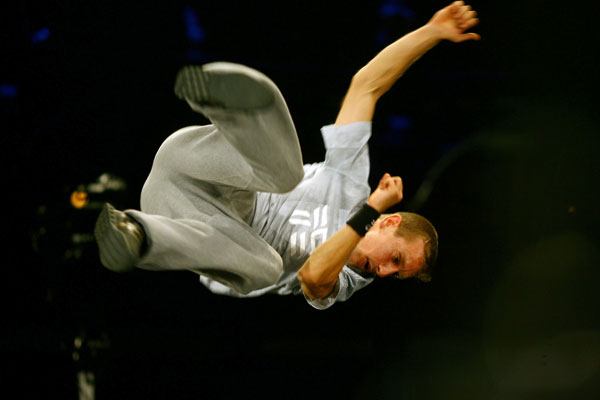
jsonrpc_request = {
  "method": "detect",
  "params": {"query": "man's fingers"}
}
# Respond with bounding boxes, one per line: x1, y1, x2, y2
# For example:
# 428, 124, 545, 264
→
460, 4, 472, 17
379, 175, 389, 189
462, 13, 478, 29
456, 8, 477, 29
457, 32, 481, 42
379, 173, 391, 185
378, 173, 403, 192
393, 177, 403, 192
387, 176, 403, 191
439, 2, 480, 41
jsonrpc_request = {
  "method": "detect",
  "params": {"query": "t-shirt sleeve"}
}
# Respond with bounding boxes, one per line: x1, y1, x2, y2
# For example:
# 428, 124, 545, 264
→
303, 266, 374, 310
320, 122, 371, 184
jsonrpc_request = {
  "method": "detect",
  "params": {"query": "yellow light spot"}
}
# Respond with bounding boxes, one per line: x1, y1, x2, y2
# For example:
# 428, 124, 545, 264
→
71, 191, 89, 209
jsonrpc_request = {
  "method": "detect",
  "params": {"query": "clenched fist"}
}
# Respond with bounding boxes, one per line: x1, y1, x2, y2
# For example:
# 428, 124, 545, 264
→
367, 173, 403, 213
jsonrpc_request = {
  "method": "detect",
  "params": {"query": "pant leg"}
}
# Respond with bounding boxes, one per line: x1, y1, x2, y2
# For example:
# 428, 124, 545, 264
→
127, 209, 282, 295
144, 62, 305, 219
183, 62, 305, 193
142, 124, 259, 223
129, 64, 304, 293
134, 126, 286, 294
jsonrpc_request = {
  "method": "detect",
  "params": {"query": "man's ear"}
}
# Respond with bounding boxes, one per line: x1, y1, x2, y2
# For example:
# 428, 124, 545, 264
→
380, 214, 402, 229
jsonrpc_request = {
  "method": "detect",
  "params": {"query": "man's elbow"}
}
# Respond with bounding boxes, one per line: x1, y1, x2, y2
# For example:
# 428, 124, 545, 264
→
351, 69, 386, 99
297, 267, 335, 299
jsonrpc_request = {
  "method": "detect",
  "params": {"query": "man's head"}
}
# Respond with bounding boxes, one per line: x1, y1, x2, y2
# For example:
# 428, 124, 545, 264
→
347, 212, 438, 282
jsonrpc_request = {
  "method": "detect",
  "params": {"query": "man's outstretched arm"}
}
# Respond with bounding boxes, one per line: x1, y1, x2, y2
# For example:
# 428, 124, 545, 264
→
298, 2, 481, 300
335, 0, 480, 126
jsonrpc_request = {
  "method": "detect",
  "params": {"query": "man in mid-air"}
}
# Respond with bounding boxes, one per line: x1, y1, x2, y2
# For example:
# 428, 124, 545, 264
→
95, 1, 480, 309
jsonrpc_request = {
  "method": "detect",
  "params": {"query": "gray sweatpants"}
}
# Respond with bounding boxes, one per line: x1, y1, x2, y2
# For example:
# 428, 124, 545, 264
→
127, 65, 304, 295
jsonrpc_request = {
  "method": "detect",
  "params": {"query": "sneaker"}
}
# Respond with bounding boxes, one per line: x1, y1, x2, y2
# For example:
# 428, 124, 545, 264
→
94, 203, 143, 272
174, 62, 275, 110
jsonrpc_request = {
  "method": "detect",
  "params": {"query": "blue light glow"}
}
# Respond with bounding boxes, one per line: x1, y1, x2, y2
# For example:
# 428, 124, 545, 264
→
183, 6, 205, 43
31, 28, 50, 44
388, 115, 412, 131
0, 84, 18, 98
378, 0, 416, 20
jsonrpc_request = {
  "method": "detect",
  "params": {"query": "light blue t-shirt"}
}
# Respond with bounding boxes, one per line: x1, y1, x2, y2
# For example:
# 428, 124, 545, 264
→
199, 122, 375, 309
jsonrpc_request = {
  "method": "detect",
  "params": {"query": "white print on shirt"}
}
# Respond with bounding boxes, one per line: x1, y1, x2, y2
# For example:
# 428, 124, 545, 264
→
289, 206, 329, 256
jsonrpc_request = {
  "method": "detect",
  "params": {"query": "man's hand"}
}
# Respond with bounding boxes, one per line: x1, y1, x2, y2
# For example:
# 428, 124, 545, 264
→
368, 173, 403, 213
298, 172, 403, 299
334, 1, 481, 126
427, 1, 481, 43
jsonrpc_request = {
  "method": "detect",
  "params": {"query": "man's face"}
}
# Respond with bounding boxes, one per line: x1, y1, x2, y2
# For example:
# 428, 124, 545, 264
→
347, 215, 425, 279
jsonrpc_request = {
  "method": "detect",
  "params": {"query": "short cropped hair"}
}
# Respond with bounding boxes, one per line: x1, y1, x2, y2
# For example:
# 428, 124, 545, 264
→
394, 212, 438, 282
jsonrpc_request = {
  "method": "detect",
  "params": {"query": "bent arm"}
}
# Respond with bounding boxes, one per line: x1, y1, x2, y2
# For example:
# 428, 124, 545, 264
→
335, 1, 480, 126
298, 173, 403, 299
297, 226, 361, 299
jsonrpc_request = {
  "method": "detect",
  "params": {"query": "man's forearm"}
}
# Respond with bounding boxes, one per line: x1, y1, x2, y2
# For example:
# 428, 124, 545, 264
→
335, 24, 442, 125
354, 24, 441, 99
297, 226, 361, 299
335, 2, 479, 125
297, 174, 402, 299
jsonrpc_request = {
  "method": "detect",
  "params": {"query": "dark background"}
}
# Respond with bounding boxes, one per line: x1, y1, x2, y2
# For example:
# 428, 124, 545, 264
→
2, 0, 599, 398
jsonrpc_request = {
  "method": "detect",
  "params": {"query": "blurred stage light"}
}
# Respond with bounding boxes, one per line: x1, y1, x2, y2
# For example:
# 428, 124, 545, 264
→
30, 27, 50, 45
378, 0, 416, 20
388, 114, 412, 132
0, 84, 18, 98
71, 191, 89, 209
484, 231, 600, 394
183, 6, 205, 43
69, 173, 127, 210
31, 173, 130, 263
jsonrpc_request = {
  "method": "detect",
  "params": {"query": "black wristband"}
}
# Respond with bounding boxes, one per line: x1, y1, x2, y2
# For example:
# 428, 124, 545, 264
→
346, 203, 380, 236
